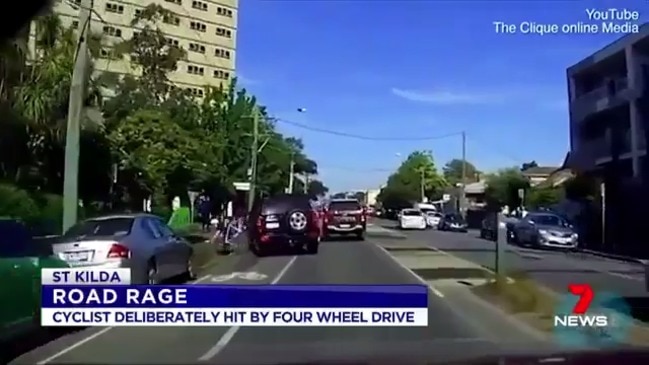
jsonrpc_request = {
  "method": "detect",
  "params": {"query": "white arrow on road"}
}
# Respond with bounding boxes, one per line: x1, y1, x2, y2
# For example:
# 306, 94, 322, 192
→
209, 271, 268, 282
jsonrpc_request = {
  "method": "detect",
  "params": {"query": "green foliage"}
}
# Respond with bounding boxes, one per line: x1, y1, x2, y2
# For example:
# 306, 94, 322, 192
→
484, 168, 530, 208
443, 159, 479, 186
0, 8, 323, 223
307, 179, 328, 198
377, 150, 446, 209
526, 187, 563, 209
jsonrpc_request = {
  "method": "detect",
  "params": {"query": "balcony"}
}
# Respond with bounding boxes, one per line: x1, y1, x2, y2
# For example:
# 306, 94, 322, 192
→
571, 77, 631, 123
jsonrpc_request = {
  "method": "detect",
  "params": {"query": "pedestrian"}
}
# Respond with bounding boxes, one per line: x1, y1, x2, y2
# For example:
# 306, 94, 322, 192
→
199, 195, 212, 232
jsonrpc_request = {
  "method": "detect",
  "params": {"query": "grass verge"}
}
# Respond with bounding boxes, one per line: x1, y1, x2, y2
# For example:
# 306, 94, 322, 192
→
471, 272, 649, 345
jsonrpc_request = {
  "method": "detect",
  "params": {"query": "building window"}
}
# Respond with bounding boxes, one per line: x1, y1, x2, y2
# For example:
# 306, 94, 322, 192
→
163, 15, 180, 26
213, 70, 230, 80
187, 87, 204, 97
214, 48, 231, 59
71, 0, 81, 5
99, 48, 119, 59
71, 20, 79, 29
134, 9, 142, 16
216, 7, 233, 18
188, 42, 206, 54
105, 3, 124, 14
190, 21, 207, 32
165, 0, 181, 4
192, 1, 208, 11
215, 27, 232, 38
165, 37, 179, 47
187, 65, 204, 76
102, 26, 122, 38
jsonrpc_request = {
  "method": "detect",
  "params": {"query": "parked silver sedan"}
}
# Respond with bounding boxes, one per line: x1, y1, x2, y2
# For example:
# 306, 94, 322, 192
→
52, 213, 194, 284
512, 212, 578, 249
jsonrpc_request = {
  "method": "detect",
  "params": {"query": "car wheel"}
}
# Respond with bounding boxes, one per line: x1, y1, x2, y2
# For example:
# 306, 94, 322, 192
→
147, 260, 159, 285
183, 257, 196, 281
356, 231, 365, 241
287, 209, 309, 234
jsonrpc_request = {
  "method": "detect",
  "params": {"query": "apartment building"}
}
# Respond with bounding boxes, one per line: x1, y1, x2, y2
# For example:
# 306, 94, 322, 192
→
565, 23, 649, 257
32, 0, 237, 97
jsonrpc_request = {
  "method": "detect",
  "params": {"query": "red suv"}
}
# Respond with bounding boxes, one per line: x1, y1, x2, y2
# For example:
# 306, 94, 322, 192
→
323, 199, 366, 240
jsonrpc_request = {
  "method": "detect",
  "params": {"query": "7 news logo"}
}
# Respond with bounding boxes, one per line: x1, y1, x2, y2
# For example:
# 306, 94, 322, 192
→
553, 284, 610, 328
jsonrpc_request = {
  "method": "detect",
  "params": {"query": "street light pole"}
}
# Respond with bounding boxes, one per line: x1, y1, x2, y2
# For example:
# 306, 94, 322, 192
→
288, 153, 295, 193
459, 131, 467, 218
247, 107, 259, 213
62, 0, 92, 233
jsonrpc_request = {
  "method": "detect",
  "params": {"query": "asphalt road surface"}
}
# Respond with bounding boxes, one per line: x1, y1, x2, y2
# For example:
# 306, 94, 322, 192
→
10, 225, 557, 365
373, 219, 647, 301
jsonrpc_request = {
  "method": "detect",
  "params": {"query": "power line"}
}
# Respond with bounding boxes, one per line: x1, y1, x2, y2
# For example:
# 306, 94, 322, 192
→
276, 118, 462, 142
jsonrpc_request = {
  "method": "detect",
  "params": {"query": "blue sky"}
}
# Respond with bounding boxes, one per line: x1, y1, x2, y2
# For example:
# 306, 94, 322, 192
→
236, 0, 648, 192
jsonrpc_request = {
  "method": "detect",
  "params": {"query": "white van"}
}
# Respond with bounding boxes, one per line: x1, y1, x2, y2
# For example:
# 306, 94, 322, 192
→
413, 203, 441, 227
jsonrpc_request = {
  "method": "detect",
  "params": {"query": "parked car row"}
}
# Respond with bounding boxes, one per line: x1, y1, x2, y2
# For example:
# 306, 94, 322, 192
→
1, 213, 198, 344
479, 211, 578, 250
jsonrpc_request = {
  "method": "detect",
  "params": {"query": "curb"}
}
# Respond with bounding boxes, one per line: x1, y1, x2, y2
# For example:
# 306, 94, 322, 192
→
577, 248, 647, 265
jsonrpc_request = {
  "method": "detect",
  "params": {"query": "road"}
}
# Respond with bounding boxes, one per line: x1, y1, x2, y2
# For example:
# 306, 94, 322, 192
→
10, 223, 556, 364
371, 219, 648, 313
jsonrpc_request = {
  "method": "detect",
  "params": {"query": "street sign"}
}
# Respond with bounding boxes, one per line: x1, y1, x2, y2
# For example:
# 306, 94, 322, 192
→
442, 194, 451, 202
517, 188, 525, 199
188, 190, 199, 204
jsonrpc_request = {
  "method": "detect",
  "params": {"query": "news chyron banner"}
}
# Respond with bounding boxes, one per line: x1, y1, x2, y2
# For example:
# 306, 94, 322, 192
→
41, 268, 429, 327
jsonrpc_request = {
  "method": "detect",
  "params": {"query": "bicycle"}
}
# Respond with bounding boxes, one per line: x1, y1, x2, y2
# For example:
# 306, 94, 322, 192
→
213, 217, 246, 254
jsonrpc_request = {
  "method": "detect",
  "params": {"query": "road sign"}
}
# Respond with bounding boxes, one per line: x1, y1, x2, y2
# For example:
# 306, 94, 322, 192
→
442, 194, 451, 202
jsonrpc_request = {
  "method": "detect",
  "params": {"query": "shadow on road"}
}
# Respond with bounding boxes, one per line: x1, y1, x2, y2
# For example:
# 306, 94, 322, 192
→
2, 327, 85, 365
602, 296, 649, 323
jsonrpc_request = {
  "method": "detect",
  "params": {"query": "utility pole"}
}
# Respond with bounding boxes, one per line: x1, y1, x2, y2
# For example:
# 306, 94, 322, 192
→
247, 107, 259, 213
420, 169, 425, 202
62, 0, 92, 233
303, 173, 309, 194
287, 154, 295, 193
459, 131, 467, 218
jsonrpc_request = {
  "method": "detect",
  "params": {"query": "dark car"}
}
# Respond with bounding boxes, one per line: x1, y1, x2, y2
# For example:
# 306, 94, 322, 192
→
480, 213, 518, 242
437, 214, 468, 232
322, 199, 367, 240
247, 194, 321, 256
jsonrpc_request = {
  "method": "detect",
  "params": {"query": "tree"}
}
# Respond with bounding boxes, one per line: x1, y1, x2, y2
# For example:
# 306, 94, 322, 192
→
484, 167, 530, 208
377, 150, 446, 209
0, 8, 323, 223
526, 186, 562, 209
352, 191, 366, 204
443, 159, 479, 186
521, 161, 538, 171
307, 179, 328, 198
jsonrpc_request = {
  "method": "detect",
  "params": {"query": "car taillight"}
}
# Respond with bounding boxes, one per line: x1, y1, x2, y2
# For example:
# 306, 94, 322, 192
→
107, 243, 130, 259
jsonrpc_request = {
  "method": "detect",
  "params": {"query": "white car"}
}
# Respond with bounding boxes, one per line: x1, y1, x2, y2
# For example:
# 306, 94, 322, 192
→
398, 209, 427, 230
424, 212, 443, 228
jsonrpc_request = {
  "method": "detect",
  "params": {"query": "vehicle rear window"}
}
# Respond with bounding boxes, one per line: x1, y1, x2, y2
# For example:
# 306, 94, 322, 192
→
402, 210, 422, 216
328, 201, 361, 211
63, 218, 134, 238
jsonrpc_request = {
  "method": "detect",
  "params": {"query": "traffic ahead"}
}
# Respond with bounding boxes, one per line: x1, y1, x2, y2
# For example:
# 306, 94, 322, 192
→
10, 222, 557, 365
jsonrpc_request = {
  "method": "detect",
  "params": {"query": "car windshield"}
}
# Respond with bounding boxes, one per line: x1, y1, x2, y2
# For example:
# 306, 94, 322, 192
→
63, 218, 134, 238
445, 215, 463, 222
402, 210, 422, 216
529, 214, 567, 227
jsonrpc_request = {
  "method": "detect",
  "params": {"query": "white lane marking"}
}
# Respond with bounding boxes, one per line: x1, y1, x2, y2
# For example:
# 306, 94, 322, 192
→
373, 244, 444, 298
37, 275, 212, 365
198, 255, 298, 361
